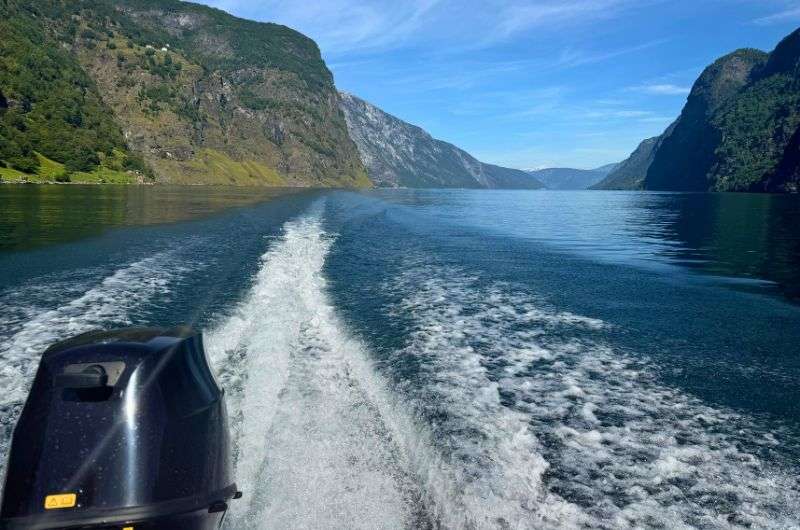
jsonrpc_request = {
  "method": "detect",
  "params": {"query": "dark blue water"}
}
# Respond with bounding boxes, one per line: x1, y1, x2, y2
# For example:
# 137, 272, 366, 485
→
1, 186, 799, 529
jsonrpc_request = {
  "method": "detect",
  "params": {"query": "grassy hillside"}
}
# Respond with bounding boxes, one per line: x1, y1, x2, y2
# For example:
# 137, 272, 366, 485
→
0, 0, 147, 182
0, 0, 369, 187
0, 152, 139, 184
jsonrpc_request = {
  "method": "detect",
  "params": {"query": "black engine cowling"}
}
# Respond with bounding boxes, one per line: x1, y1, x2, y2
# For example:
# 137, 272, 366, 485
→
0, 327, 239, 530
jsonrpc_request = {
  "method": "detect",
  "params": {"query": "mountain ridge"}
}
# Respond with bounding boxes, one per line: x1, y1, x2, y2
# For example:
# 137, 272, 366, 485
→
597, 28, 800, 193
527, 164, 618, 190
591, 124, 677, 190
339, 91, 543, 189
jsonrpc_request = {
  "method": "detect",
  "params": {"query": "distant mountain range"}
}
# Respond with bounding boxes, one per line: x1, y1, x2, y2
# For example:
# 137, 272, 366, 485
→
339, 92, 543, 189
594, 27, 800, 192
527, 164, 618, 190
590, 133, 670, 190
3, 1, 798, 193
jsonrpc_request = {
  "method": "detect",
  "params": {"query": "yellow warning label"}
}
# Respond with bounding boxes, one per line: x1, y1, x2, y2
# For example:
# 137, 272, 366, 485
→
123, 527, 134, 530
44, 493, 76, 509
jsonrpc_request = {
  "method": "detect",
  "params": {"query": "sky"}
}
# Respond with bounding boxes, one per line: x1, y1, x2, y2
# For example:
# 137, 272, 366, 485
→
199, 0, 800, 169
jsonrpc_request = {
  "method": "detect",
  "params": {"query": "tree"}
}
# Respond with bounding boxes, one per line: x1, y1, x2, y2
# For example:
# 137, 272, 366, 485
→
8, 154, 40, 173
64, 146, 99, 172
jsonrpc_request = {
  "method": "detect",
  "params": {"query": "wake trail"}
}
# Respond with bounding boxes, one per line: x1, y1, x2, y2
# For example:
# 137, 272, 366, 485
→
205, 208, 423, 529
383, 262, 800, 529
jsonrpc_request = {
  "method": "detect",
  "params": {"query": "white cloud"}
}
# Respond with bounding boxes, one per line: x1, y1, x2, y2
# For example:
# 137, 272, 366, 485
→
552, 39, 669, 69
629, 83, 691, 95
754, 6, 800, 25
496, 0, 626, 38
202, 0, 441, 55
200, 0, 658, 56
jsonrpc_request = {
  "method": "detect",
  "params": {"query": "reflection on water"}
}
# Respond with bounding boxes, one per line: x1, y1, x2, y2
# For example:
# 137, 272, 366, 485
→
0, 185, 306, 251
2, 186, 800, 302
366, 189, 800, 303
653, 193, 800, 300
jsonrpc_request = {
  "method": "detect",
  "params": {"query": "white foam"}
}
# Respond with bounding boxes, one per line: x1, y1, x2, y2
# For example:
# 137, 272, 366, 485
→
205, 209, 420, 529
384, 269, 589, 529
3, 206, 797, 529
384, 263, 800, 529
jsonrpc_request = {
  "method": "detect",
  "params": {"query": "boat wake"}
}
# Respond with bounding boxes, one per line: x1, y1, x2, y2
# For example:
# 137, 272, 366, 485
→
205, 208, 424, 529
382, 262, 800, 529
0, 202, 797, 529
207, 205, 800, 529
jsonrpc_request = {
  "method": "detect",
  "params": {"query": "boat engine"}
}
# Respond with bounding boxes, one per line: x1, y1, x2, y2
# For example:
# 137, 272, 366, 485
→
0, 327, 240, 530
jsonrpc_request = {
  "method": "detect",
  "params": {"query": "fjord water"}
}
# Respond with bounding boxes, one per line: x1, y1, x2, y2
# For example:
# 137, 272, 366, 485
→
1, 186, 799, 529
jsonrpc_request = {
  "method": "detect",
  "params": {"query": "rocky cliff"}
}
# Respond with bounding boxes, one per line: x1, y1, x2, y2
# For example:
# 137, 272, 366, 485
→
339, 92, 542, 189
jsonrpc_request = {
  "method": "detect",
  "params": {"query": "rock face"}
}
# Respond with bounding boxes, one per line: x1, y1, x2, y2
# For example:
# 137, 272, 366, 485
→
644, 49, 768, 191
339, 92, 543, 189
529, 164, 617, 190
0, 0, 370, 187
606, 28, 800, 192
591, 126, 675, 190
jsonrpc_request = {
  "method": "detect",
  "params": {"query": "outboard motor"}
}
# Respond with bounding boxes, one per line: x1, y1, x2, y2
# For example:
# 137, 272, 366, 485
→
0, 327, 240, 530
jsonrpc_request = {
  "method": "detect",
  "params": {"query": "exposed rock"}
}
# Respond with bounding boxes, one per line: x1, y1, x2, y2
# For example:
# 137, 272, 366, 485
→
339, 92, 542, 189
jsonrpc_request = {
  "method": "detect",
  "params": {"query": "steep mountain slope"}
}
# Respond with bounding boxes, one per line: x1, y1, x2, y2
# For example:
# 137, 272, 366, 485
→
528, 164, 617, 190
0, 0, 132, 182
708, 31, 800, 191
645, 49, 769, 191
339, 92, 543, 189
591, 125, 675, 190
0, 0, 369, 187
764, 123, 800, 192
607, 27, 800, 193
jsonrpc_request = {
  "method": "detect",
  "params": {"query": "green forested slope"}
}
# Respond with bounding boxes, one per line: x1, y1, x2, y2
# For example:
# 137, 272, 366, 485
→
0, 0, 369, 186
764, 124, 800, 192
0, 0, 139, 181
710, 32, 800, 191
644, 49, 768, 191
604, 28, 800, 193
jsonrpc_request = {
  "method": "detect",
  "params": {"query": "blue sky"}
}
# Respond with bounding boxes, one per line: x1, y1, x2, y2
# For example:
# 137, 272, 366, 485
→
201, 0, 799, 169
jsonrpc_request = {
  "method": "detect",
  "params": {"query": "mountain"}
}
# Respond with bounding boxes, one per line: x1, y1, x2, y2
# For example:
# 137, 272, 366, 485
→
764, 123, 800, 192
645, 49, 769, 191
605, 28, 800, 192
339, 92, 543, 189
527, 164, 617, 190
0, 0, 369, 187
591, 125, 675, 190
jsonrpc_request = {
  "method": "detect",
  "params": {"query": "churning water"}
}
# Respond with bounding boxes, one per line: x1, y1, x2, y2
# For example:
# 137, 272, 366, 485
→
1, 187, 799, 529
